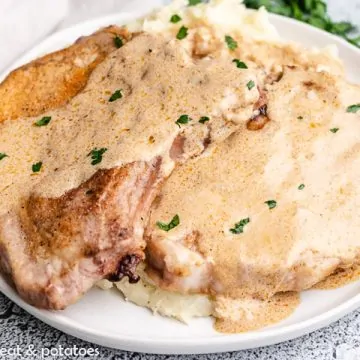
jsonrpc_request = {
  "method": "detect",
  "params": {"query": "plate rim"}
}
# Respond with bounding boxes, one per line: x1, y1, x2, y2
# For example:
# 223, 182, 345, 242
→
1, 10, 360, 355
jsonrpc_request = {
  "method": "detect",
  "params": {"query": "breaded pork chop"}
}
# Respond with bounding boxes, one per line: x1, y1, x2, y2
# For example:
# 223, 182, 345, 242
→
0, 25, 129, 122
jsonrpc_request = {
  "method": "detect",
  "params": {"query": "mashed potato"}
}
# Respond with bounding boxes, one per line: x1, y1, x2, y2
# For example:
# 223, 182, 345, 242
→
128, 0, 280, 42
97, 265, 212, 323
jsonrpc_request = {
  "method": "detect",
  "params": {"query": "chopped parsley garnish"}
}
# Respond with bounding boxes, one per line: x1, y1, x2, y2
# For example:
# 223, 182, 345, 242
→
114, 36, 123, 49
156, 214, 180, 232
265, 200, 277, 210
34, 116, 51, 127
297, 116, 303, 120
330, 128, 339, 133
170, 14, 182, 23
188, 0, 202, 5
0, 153, 8, 161
32, 162, 42, 173
230, 218, 250, 234
232, 59, 248, 69
225, 35, 238, 50
247, 80, 255, 90
176, 26, 188, 40
298, 184, 305, 190
109, 89, 122, 102
176, 114, 191, 127
347, 104, 360, 113
88, 148, 108, 165
243, 0, 359, 49
199, 116, 210, 124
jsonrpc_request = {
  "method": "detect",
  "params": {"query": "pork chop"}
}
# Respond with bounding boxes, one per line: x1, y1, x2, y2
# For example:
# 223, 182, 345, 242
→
0, 25, 130, 122
0, 32, 260, 309
146, 67, 360, 302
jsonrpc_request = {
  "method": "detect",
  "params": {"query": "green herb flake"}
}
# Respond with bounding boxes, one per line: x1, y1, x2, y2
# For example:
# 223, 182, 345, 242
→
170, 14, 182, 23
0, 153, 8, 161
265, 200, 277, 210
232, 59, 248, 69
176, 114, 191, 127
114, 36, 123, 49
34, 116, 52, 127
297, 116, 303, 120
88, 148, 108, 165
230, 218, 250, 234
225, 35, 238, 50
188, 0, 202, 6
156, 214, 180, 232
199, 116, 210, 124
347, 104, 360, 113
176, 26, 188, 40
247, 80, 255, 91
330, 127, 339, 133
32, 162, 42, 173
109, 89, 123, 102
298, 184, 305, 190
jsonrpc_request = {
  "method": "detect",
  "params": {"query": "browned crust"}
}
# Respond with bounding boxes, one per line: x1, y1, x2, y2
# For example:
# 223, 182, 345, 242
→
0, 25, 130, 122
247, 86, 269, 131
0, 159, 163, 309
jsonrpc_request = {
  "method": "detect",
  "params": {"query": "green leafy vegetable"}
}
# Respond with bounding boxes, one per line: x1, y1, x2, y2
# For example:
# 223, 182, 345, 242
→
34, 116, 51, 127
199, 116, 210, 124
176, 114, 192, 127
330, 128, 339, 133
176, 26, 188, 40
243, 0, 359, 48
114, 36, 123, 49
247, 80, 255, 90
156, 214, 180, 231
347, 104, 360, 113
265, 200, 277, 209
0, 153, 8, 161
188, 0, 202, 6
88, 148, 108, 165
230, 218, 250, 234
225, 35, 238, 50
298, 183, 305, 190
233, 59, 248, 69
32, 162, 42, 173
109, 90, 122, 102
170, 14, 182, 23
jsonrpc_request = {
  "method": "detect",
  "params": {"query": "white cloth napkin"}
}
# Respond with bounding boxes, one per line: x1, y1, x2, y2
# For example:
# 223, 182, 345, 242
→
0, 0, 163, 73
0, 0, 69, 71
59, 0, 164, 30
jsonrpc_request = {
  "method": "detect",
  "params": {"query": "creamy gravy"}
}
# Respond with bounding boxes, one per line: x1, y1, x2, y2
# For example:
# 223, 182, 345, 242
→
147, 66, 360, 326
0, 33, 259, 216
214, 292, 300, 333
314, 263, 360, 290
229, 35, 344, 79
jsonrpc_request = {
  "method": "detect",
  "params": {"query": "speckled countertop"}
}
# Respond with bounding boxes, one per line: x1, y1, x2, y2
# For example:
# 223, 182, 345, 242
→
1, 1, 360, 359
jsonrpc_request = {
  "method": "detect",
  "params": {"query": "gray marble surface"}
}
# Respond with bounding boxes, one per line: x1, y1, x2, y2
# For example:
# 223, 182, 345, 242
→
1, 1, 360, 359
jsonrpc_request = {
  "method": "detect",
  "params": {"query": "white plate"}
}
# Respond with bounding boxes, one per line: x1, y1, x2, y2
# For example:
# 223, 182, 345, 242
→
1, 11, 360, 355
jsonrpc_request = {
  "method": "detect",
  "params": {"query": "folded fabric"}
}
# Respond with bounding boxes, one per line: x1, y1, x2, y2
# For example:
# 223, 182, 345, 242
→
0, 0, 164, 73
0, 0, 69, 72
59, 0, 164, 30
